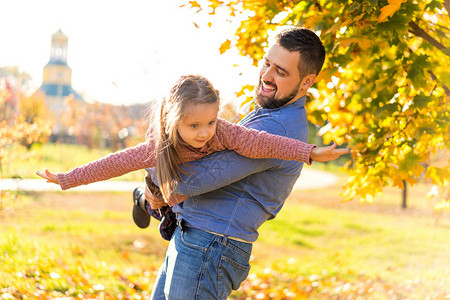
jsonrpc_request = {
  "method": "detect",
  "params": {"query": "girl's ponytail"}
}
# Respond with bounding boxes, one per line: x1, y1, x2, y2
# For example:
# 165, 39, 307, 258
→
155, 98, 182, 202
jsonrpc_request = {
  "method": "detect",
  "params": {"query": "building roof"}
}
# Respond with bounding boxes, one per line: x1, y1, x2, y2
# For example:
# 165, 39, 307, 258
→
52, 28, 68, 41
45, 60, 70, 66
40, 83, 83, 100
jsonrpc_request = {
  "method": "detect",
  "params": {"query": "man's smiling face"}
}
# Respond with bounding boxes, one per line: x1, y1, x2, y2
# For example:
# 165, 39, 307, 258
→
256, 44, 303, 109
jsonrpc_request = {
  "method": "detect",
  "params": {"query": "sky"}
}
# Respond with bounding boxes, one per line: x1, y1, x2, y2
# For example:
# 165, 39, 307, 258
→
0, 0, 259, 106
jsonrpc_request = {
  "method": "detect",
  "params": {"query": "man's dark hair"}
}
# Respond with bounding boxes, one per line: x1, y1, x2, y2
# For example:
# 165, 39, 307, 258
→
275, 27, 326, 77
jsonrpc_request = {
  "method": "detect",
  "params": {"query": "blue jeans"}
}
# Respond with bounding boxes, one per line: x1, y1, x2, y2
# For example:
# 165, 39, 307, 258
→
150, 222, 252, 299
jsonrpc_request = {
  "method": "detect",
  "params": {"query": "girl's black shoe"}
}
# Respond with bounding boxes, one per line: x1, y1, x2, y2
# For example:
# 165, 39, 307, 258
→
132, 187, 150, 229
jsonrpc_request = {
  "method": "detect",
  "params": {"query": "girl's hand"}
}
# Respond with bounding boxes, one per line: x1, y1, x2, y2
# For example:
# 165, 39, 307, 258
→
36, 169, 60, 185
310, 142, 350, 162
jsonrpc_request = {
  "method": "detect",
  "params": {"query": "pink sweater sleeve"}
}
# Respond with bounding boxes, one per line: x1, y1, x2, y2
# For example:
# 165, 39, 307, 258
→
57, 141, 155, 190
215, 118, 316, 165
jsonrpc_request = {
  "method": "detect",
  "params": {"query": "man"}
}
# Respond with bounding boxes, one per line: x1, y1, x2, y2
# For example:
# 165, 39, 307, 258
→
148, 27, 347, 299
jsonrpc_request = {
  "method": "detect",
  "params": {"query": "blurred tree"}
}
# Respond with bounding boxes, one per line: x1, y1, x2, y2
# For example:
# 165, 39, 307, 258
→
0, 75, 52, 178
60, 96, 148, 151
182, 0, 450, 213
19, 91, 50, 126
0, 66, 31, 91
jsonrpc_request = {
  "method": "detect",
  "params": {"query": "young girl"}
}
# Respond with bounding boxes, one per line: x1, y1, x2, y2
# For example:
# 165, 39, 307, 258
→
37, 75, 348, 239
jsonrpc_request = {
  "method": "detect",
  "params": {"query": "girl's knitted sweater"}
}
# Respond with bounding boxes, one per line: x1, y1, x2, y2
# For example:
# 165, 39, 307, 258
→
57, 118, 315, 191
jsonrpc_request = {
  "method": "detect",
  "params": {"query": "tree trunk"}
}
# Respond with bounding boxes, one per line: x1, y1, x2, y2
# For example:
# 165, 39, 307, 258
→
402, 180, 408, 209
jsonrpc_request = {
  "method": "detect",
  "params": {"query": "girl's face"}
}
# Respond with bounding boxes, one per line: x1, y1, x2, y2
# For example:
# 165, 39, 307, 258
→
177, 102, 220, 149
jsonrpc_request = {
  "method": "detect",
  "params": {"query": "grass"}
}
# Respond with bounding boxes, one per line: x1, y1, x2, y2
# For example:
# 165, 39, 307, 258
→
1, 143, 145, 181
0, 192, 165, 298
247, 179, 450, 299
256, 203, 449, 283
1, 182, 449, 299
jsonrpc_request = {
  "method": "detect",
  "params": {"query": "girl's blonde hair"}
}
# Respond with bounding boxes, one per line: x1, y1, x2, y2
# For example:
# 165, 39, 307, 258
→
153, 74, 220, 202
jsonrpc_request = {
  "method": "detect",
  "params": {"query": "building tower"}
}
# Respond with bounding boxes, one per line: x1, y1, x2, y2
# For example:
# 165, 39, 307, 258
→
39, 29, 82, 115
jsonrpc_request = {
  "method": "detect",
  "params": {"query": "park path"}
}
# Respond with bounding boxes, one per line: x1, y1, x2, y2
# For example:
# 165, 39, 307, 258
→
0, 167, 337, 192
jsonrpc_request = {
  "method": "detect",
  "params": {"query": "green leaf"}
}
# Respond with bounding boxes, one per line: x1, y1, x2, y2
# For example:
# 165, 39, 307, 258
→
347, 3, 361, 13
425, 0, 443, 11
374, 103, 400, 118
376, 13, 410, 37
412, 95, 431, 109
407, 54, 431, 88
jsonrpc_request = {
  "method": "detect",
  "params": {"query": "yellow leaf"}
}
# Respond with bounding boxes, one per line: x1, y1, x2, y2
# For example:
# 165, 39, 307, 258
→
303, 15, 323, 29
411, 164, 425, 178
219, 40, 231, 54
361, 193, 375, 203
189, 0, 201, 8
404, 177, 418, 186
426, 167, 450, 186
434, 199, 450, 215
339, 38, 358, 49
357, 38, 372, 51
392, 176, 404, 188
377, 0, 407, 23
341, 187, 356, 202
235, 84, 255, 97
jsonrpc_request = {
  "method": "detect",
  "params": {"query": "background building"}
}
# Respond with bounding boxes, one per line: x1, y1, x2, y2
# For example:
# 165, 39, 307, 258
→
38, 29, 83, 116
32, 29, 148, 148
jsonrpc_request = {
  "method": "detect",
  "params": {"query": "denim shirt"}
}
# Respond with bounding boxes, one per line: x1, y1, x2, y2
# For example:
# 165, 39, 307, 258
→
158, 97, 309, 242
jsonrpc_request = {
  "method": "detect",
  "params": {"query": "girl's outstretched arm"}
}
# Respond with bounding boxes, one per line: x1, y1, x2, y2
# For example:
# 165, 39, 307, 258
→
36, 169, 59, 185
36, 141, 155, 190
216, 118, 348, 165
309, 142, 349, 162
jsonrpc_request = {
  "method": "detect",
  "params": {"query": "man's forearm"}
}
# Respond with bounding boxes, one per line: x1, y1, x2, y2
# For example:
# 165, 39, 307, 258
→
173, 150, 275, 196
147, 150, 275, 197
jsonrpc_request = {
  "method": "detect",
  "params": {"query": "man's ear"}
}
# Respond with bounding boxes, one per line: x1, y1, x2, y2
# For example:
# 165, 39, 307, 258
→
301, 74, 317, 90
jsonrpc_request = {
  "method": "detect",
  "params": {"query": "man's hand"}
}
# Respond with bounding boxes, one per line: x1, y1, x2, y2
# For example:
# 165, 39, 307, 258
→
310, 143, 349, 162
144, 173, 167, 209
145, 185, 166, 209
36, 169, 60, 185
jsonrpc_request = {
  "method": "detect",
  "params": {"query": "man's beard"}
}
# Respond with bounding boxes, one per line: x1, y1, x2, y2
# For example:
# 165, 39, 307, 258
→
255, 80, 301, 109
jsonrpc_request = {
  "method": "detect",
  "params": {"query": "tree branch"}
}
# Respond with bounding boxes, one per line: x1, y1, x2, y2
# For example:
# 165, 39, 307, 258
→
408, 20, 449, 57
444, 0, 450, 15
428, 70, 450, 96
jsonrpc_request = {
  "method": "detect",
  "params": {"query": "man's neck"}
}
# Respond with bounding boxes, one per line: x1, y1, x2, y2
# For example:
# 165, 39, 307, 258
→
284, 94, 305, 107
